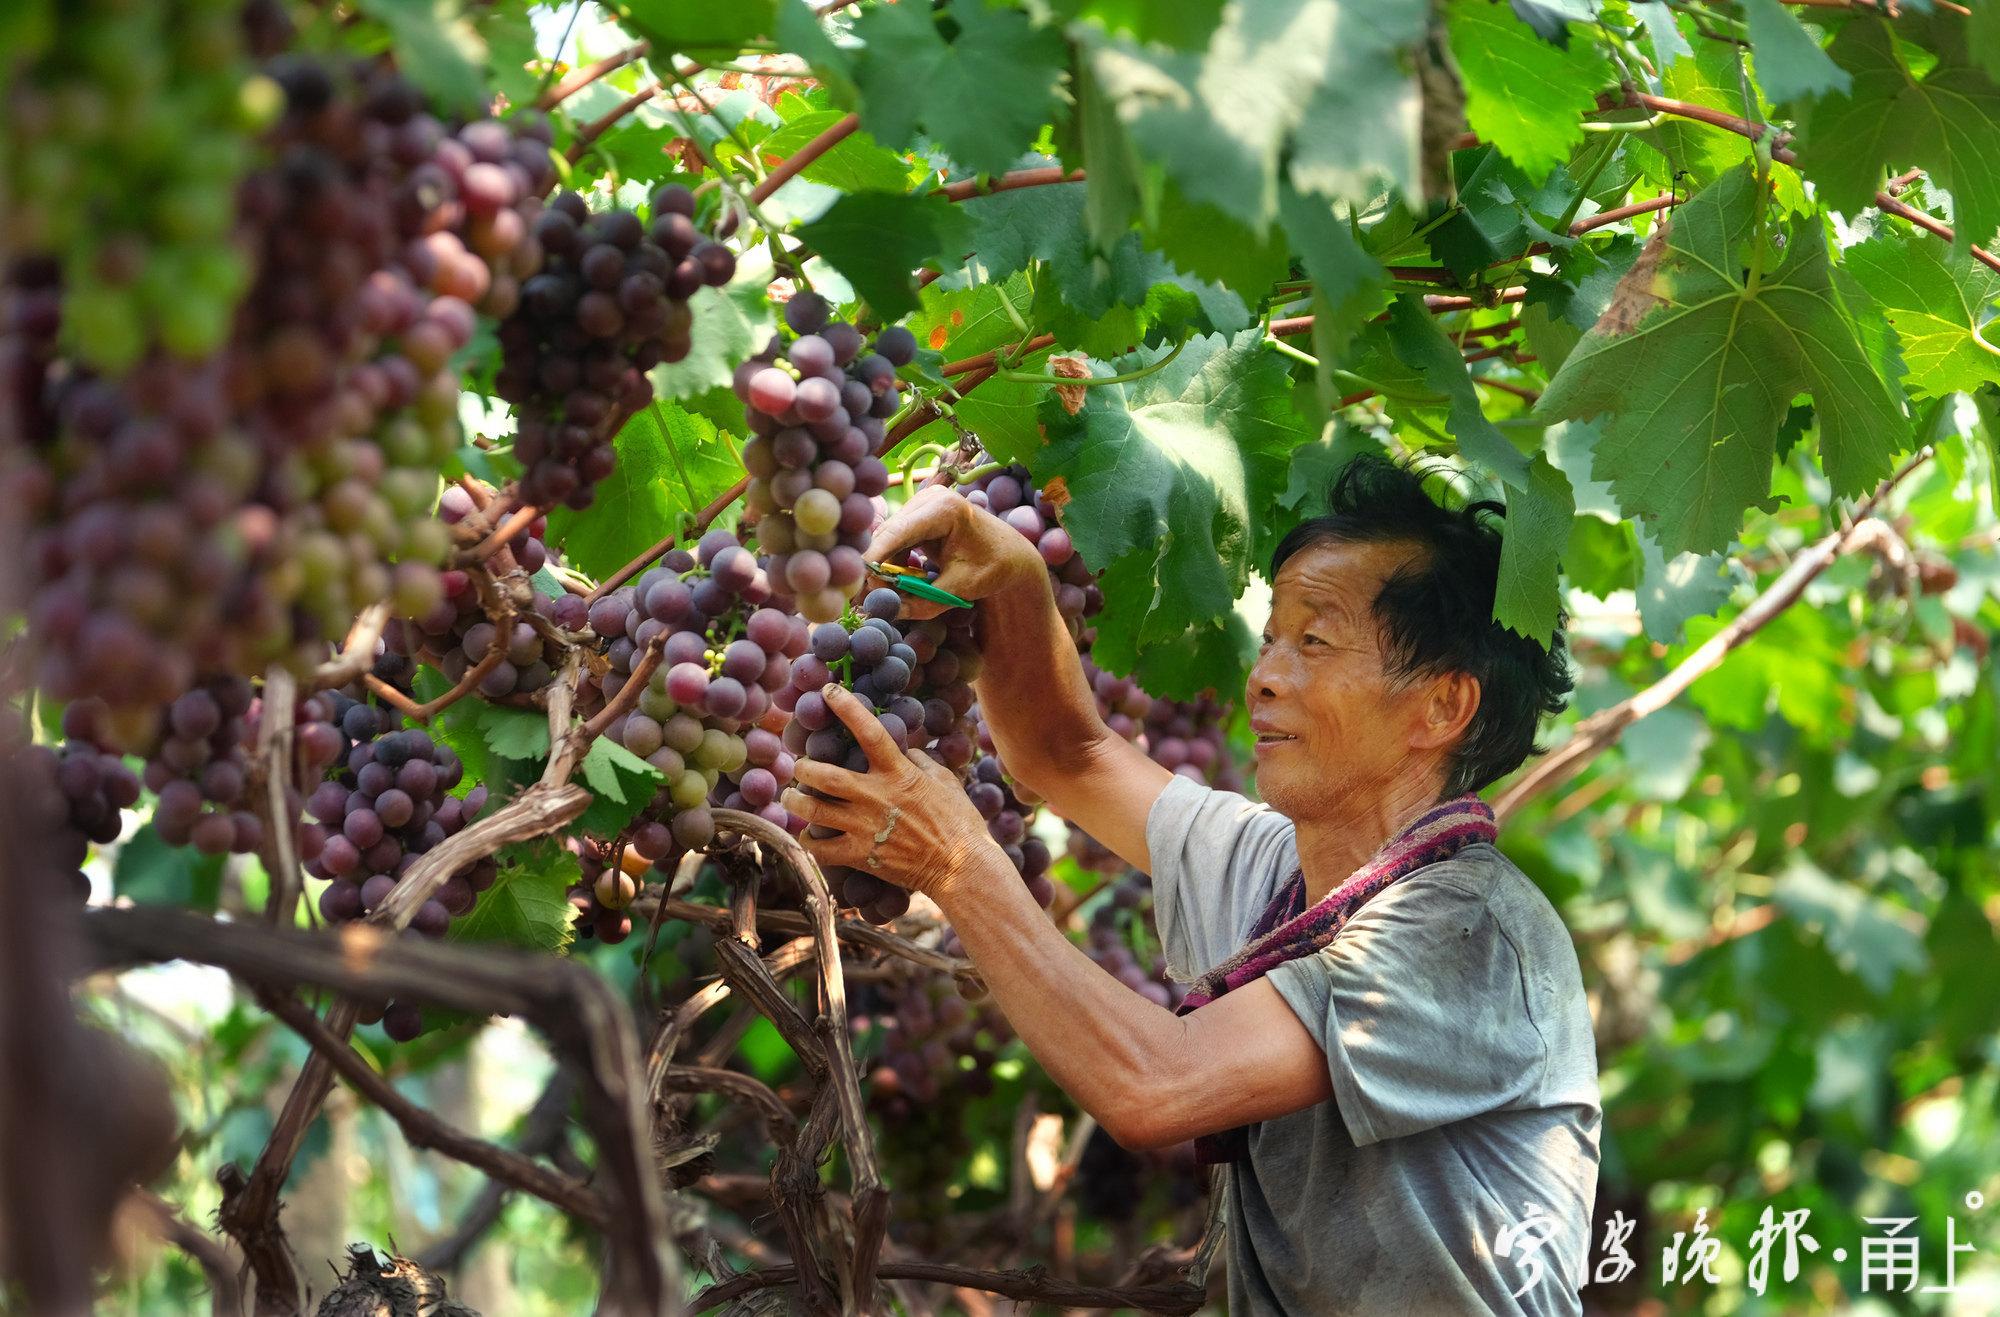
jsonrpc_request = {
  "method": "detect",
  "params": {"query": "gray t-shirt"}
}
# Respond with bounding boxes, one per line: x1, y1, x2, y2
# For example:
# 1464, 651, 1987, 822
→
1146, 775, 1602, 1315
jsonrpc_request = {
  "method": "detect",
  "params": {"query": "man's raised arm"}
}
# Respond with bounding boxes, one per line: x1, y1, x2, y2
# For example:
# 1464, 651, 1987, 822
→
866, 487, 1171, 871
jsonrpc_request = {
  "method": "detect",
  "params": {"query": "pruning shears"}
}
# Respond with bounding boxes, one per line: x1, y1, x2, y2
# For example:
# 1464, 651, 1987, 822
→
865, 560, 972, 610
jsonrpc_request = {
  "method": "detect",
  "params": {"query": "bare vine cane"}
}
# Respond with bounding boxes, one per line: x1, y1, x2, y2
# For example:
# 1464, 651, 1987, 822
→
711, 808, 891, 1311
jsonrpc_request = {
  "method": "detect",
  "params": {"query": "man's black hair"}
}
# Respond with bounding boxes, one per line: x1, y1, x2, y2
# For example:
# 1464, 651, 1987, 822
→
1269, 453, 1574, 798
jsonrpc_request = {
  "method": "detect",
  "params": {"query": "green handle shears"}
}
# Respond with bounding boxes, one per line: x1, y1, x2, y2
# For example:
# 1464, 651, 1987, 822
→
865, 560, 972, 609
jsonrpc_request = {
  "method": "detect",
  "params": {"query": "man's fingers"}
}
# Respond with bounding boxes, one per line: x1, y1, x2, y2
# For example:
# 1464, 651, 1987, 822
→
863, 488, 963, 566
781, 784, 860, 833
790, 756, 864, 800
904, 747, 953, 783
820, 685, 908, 774
800, 829, 865, 871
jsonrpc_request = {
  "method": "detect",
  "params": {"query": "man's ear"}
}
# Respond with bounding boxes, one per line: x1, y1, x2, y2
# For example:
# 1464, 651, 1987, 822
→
1412, 671, 1479, 753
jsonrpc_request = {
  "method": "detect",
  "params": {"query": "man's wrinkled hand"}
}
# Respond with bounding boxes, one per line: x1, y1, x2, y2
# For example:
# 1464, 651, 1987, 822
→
862, 486, 1045, 619
781, 685, 995, 899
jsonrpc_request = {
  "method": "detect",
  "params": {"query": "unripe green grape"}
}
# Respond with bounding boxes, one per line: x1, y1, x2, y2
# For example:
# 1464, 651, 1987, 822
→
671, 769, 710, 810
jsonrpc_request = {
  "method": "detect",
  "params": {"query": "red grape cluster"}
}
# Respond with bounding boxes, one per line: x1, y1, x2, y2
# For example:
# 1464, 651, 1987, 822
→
497, 185, 736, 510
9, 712, 142, 902
590, 528, 808, 859
854, 975, 1003, 1119
569, 842, 638, 945
737, 294, 912, 622
302, 693, 494, 1040
2, 54, 555, 743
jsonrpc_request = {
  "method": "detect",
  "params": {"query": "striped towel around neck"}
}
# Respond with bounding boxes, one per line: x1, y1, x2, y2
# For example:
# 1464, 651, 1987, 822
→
1174, 794, 1499, 1164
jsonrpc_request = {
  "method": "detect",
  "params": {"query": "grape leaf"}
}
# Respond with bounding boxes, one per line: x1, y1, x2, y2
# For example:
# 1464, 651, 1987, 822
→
1447, 0, 1613, 175
1537, 165, 1908, 556
760, 96, 914, 195
795, 191, 976, 320
449, 842, 579, 954
1844, 236, 2000, 400
546, 401, 742, 582
652, 278, 776, 404
352, 0, 488, 116
1631, 41, 1758, 187
1080, 0, 1428, 234
1796, 18, 2000, 248
1772, 860, 1928, 996
613, 0, 776, 53
1029, 331, 1300, 648
1384, 297, 1574, 643
1635, 533, 1736, 643
475, 705, 552, 762
1276, 187, 1387, 377
1053, 0, 1228, 49
1739, 0, 1848, 104
412, 668, 540, 800
1633, 0, 1693, 68
842, 0, 1067, 177
1506, 0, 1596, 46
1976, 0, 2000, 81
578, 736, 666, 837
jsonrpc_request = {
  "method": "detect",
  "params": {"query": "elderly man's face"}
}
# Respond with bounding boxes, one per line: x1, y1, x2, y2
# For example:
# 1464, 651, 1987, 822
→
1247, 538, 1446, 819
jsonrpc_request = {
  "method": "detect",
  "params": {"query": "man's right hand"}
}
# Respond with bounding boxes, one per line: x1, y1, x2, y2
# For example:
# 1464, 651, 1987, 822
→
864, 485, 1047, 619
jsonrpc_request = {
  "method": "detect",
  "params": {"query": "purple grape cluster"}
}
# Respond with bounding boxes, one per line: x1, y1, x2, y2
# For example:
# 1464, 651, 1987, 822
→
589, 528, 808, 860
1081, 875, 1184, 1010
386, 496, 588, 706
853, 974, 1004, 1120
962, 462, 1101, 640
301, 692, 494, 1040
141, 677, 345, 857
736, 294, 912, 622
497, 185, 736, 510
779, 586, 926, 922
8, 709, 142, 901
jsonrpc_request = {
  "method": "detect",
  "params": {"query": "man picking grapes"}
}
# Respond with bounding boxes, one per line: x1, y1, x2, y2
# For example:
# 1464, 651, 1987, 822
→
783, 456, 1600, 1315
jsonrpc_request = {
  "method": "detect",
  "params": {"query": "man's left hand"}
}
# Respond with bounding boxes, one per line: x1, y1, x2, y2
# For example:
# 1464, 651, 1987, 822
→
782, 685, 994, 900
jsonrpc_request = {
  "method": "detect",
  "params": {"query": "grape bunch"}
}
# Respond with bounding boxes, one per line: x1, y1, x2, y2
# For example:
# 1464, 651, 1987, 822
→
3, 55, 556, 740
962, 462, 1101, 639
781, 586, 924, 922
736, 294, 913, 622
1, 0, 258, 371
301, 693, 494, 1040
1143, 693, 1247, 794
386, 490, 587, 705
497, 185, 736, 510
963, 750, 1056, 907
568, 841, 642, 945
588, 528, 808, 857
6, 710, 142, 902
138, 676, 345, 857
853, 974, 1003, 1119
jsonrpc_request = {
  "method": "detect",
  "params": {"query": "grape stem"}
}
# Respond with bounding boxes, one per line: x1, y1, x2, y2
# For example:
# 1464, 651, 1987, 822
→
461, 503, 543, 567
250, 665, 305, 931
747, 112, 860, 205
311, 601, 392, 691
579, 631, 669, 744
366, 644, 505, 724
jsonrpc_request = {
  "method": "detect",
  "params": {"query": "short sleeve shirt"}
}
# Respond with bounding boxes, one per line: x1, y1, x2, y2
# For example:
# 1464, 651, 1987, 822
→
1146, 775, 1602, 1315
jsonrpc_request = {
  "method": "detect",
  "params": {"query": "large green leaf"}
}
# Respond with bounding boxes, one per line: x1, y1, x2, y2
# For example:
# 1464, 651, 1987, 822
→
1384, 298, 1574, 643
449, 842, 579, 954
545, 401, 743, 582
1844, 235, 2000, 400
652, 277, 776, 404
956, 181, 1252, 351
1796, 18, 2000, 248
795, 191, 976, 320
1081, 0, 1429, 233
114, 823, 224, 912
1537, 165, 1908, 556
613, 0, 776, 53
1739, 0, 1849, 105
1446, 0, 1613, 176
760, 94, 915, 195
1029, 331, 1300, 649
842, 0, 1067, 177
352, 0, 489, 116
